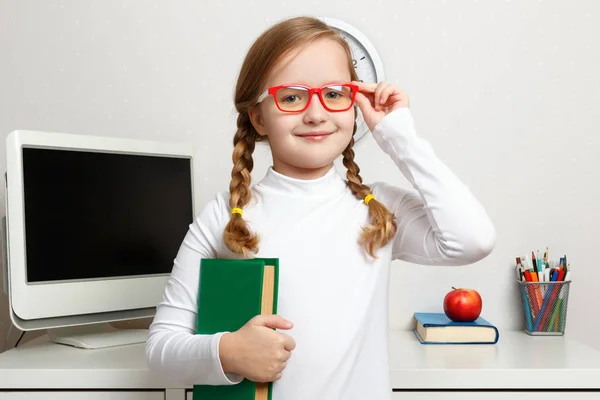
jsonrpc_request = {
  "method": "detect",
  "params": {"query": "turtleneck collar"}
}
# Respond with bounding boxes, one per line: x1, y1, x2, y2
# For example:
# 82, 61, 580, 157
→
254, 165, 348, 198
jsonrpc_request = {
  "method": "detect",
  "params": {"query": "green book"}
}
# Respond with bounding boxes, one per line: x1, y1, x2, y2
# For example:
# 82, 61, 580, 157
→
192, 258, 280, 400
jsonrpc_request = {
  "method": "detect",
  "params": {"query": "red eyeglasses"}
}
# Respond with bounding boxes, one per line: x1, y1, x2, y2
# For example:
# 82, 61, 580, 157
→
256, 83, 359, 112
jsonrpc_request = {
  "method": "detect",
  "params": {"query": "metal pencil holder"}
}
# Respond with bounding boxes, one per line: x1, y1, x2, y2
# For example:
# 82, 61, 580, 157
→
517, 280, 571, 336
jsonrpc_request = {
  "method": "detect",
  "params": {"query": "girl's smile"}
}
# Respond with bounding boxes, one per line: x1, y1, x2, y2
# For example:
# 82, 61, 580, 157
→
294, 130, 336, 141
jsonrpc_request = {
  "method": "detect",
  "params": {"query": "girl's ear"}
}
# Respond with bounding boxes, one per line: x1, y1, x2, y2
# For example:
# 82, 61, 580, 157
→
248, 106, 267, 137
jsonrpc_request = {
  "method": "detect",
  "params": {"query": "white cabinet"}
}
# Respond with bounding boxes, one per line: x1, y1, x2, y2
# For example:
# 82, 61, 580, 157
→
1, 331, 599, 398
0, 393, 165, 400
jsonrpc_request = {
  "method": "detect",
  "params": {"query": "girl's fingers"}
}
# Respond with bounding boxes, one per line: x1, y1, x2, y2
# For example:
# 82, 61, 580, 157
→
380, 85, 396, 106
374, 82, 389, 109
353, 80, 394, 107
354, 91, 373, 112
353, 80, 409, 113
356, 90, 376, 109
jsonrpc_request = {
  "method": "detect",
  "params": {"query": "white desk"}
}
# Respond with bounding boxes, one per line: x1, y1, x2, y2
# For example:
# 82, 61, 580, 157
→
0, 330, 599, 399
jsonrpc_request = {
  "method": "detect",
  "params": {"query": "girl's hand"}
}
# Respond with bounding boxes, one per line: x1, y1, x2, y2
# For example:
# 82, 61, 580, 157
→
352, 81, 410, 132
219, 314, 296, 382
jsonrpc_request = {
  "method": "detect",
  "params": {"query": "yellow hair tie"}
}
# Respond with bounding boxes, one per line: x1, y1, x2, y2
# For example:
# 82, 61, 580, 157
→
364, 194, 375, 205
231, 208, 243, 216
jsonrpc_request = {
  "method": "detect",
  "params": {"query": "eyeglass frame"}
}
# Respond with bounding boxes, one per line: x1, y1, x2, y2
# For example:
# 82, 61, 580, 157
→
256, 83, 359, 113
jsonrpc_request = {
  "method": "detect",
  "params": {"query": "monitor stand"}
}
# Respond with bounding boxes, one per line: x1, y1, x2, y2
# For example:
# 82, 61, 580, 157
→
47, 323, 149, 350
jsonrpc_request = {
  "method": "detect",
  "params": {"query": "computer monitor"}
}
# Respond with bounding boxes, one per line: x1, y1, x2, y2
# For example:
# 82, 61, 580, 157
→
2, 130, 195, 348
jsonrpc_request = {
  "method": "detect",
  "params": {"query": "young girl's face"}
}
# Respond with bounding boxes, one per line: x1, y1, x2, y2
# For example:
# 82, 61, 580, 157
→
249, 38, 355, 180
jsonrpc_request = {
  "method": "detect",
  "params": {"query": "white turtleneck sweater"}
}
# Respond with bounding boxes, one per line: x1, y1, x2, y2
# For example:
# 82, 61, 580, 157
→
145, 108, 496, 399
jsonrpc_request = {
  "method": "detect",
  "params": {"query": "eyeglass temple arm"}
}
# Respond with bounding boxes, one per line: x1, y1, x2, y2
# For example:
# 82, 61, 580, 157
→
256, 89, 269, 104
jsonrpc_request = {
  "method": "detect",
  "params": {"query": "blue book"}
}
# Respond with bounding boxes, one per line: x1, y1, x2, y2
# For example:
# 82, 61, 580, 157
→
413, 312, 499, 345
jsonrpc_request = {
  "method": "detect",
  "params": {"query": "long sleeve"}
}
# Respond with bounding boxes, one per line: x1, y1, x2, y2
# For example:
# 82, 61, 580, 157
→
145, 192, 243, 385
369, 108, 496, 265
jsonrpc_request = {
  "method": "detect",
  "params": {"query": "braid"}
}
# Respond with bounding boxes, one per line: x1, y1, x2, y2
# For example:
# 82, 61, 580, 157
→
223, 113, 260, 257
342, 130, 397, 258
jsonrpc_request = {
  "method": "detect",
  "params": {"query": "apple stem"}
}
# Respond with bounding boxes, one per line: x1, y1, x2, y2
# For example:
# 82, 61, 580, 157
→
452, 286, 457, 290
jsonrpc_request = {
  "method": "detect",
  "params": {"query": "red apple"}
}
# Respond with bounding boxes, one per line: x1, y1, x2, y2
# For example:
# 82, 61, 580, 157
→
443, 287, 482, 322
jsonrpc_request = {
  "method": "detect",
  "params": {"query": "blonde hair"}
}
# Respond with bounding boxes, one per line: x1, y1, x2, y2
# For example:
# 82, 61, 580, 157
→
224, 16, 397, 258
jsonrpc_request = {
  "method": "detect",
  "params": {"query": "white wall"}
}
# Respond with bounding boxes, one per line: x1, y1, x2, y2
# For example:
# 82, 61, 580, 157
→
0, 0, 598, 351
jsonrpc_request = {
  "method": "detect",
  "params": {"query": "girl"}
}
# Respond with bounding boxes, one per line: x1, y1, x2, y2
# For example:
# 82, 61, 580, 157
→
146, 16, 495, 400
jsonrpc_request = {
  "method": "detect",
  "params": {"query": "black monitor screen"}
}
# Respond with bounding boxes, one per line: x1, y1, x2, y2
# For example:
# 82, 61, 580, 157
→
22, 147, 193, 283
